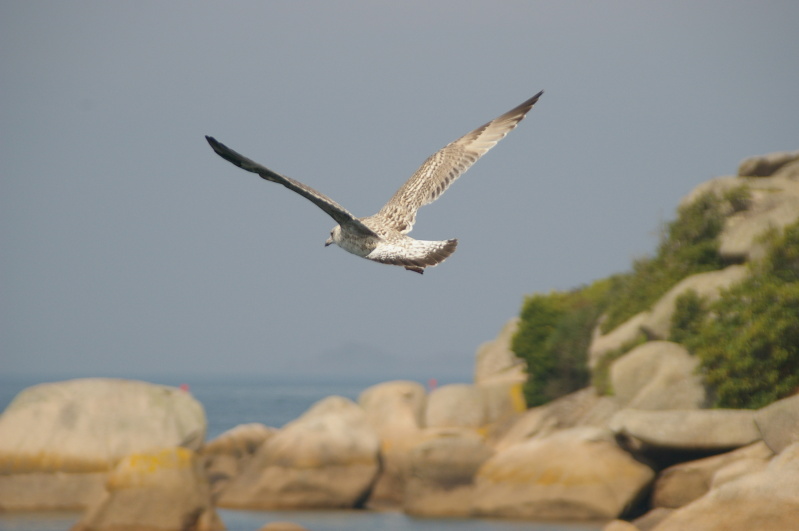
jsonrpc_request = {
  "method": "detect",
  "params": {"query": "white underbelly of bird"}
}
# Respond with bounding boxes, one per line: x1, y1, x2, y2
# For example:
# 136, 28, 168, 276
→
206, 90, 542, 274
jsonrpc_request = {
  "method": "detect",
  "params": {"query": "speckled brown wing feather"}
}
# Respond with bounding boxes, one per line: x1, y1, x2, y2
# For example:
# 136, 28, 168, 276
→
373, 91, 543, 234
206, 136, 377, 238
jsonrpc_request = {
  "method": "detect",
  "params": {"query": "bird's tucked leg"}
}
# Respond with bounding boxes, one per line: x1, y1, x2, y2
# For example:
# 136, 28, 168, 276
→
405, 266, 424, 274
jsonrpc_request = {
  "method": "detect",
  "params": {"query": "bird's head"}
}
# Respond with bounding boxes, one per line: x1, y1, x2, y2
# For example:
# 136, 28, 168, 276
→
325, 225, 341, 247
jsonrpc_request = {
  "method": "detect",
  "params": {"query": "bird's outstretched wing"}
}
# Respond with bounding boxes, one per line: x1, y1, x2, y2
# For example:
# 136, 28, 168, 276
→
206, 136, 377, 237
374, 91, 543, 233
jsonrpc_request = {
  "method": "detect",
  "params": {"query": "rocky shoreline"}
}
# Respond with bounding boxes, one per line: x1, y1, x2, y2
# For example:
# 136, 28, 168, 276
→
1, 149, 798, 531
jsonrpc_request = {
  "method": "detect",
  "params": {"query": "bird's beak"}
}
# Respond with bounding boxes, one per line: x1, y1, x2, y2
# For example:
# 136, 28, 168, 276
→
324, 238, 333, 247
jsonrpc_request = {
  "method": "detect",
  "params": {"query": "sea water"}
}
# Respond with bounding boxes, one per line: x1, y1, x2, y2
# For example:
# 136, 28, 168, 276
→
0, 375, 602, 531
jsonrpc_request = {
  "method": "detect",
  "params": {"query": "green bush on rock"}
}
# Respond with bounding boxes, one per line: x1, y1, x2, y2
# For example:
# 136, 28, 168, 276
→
600, 187, 749, 333
512, 281, 608, 407
671, 220, 799, 408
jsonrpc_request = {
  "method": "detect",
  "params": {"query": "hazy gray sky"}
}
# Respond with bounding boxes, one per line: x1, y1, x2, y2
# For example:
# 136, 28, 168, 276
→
2, 2, 798, 382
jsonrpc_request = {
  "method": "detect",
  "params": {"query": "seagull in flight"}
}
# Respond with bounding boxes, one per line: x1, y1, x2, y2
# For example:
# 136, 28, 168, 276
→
206, 90, 543, 274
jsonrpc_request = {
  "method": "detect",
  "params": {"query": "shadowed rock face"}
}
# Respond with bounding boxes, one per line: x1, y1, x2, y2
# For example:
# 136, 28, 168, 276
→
403, 430, 494, 517
651, 442, 774, 509
358, 380, 426, 505
651, 443, 799, 531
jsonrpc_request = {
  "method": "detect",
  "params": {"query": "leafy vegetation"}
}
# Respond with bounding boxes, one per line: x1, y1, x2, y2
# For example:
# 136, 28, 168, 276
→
511, 281, 609, 407
670, 220, 799, 408
600, 186, 750, 333
512, 185, 758, 407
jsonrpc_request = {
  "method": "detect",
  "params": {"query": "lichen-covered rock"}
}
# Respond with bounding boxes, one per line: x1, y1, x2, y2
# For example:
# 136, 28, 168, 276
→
652, 442, 799, 531
472, 427, 654, 520
0, 472, 107, 512
72, 447, 223, 531
0, 378, 206, 511
217, 396, 379, 509
358, 380, 426, 505
609, 341, 706, 410
403, 430, 493, 517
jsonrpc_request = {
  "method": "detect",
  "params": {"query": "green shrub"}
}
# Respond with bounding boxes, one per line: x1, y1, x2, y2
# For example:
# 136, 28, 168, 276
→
669, 289, 706, 345
512, 281, 609, 407
671, 220, 799, 408
600, 188, 749, 333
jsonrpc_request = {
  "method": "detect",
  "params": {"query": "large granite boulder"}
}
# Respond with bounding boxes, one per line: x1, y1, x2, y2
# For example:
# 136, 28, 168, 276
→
588, 312, 647, 369
651, 441, 773, 509
472, 427, 654, 520
202, 423, 277, 498
639, 266, 748, 340
719, 163, 799, 261
358, 380, 426, 506
0, 378, 206, 511
217, 396, 379, 509
72, 447, 223, 531
652, 442, 799, 531
473, 318, 526, 385
737, 149, 799, 177
425, 382, 532, 434
610, 408, 761, 453
754, 394, 799, 454
609, 341, 706, 410
403, 429, 493, 517
425, 384, 486, 429
492, 387, 619, 451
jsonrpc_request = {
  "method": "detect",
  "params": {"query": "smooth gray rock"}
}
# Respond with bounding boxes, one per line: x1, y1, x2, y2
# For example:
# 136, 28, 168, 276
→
217, 396, 379, 509
754, 394, 799, 453
0, 378, 206, 511
609, 409, 761, 451
609, 341, 706, 410
474, 318, 527, 385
